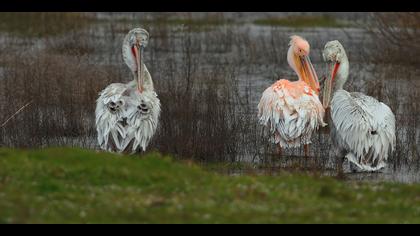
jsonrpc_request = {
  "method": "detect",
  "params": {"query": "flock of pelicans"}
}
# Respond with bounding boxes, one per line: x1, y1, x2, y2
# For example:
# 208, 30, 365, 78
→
95, 28, 396, 173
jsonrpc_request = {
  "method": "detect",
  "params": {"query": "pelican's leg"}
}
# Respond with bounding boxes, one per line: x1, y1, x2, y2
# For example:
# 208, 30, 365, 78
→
305, 144, 316, 170
336, 153, 347, 178
276, 145, 282, 157
333, 148, 345, 178
304, 144, 309, 158
335, 156, 343, 177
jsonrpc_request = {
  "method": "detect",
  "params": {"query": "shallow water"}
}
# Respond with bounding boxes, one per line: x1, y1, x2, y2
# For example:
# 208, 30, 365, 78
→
0, 13, 419, 183
215, 158, 420, 184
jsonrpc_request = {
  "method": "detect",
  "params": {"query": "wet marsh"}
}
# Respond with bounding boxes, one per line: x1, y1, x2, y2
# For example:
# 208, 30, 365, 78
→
0, 12, 419, 183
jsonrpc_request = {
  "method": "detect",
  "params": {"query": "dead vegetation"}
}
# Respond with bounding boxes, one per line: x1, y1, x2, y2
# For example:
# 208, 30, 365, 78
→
0, 12, 418, 173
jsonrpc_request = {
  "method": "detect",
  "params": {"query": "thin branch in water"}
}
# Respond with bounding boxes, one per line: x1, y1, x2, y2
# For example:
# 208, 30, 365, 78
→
0, 100, 34, 128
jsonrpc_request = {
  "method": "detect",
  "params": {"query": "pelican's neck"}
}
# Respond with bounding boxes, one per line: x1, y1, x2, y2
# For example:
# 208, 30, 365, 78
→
131, 62, 146, 80
130, 63, 154, 92
334, 54, 349, 91
287, 46, 304, 81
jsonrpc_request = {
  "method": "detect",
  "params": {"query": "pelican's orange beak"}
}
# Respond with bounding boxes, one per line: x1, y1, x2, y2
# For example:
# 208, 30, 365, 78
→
133, 43, 144, 93
322, 62, 340, 109
300, 55, 320, 94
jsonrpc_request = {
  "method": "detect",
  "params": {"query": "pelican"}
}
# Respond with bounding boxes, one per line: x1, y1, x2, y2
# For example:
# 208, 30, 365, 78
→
258, 35, 326, 156
95, 28, 160, 154
321, 40, 396, 172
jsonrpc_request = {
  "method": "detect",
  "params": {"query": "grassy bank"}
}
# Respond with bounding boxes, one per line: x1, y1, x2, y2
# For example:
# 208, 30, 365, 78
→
0, 148, 419, 223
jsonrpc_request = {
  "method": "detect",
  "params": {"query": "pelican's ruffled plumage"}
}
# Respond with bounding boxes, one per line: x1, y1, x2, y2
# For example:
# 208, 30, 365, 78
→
322, 40, 396, 171
95, 28, 160, 154
258, 35, 325, 151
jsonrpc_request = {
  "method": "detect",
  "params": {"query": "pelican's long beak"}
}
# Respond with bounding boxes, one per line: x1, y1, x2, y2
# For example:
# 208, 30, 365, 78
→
134, 43, 144, 93
322, 62, 340, 109
300, 55, 320, 94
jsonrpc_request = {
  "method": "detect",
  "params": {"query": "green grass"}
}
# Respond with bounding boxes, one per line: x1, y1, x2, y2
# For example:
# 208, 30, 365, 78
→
0, 148, 420, 223
254, 15, 350, 28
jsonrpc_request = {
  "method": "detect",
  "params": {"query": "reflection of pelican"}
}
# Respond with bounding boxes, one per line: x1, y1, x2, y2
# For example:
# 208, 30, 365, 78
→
322, 40, 395, 172
95, 28, 160, 153
258, 35, 325, 156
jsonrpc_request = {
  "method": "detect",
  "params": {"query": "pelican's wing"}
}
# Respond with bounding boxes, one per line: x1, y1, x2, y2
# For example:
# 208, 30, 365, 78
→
331, 90, 396, 171
123, 90, 161, 153
95, 83, 130, 151
97, 83, 129, 105
258, 80, 325, 148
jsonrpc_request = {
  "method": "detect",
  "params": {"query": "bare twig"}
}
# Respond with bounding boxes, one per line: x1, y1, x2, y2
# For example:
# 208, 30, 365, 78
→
0, 100, 34, 128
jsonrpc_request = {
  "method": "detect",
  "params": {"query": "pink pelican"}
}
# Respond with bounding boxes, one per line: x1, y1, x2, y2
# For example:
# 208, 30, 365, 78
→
321, 40, 396, 172
258, 35, 326, 156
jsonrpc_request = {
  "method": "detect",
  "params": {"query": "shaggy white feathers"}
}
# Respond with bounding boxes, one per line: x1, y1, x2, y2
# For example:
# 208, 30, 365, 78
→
331, 90, 396, 171
96, 80, 160, 153
125, 88, 161, 152
258, 84, 325, 148
323, 40, 396, 172
96, 28, 160, 154
96, 83, 130, 152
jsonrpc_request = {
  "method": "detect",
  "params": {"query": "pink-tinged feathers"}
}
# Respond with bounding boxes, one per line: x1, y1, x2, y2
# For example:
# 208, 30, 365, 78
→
258, 35, 324, 149
289, 35, 310, 55
271, 79, 314, 98
258, 79, 326, 148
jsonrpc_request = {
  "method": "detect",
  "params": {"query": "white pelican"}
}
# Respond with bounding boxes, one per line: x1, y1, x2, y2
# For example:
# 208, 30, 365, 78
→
95, 28, 161, 154
321, 40, 396, 172
258, 35, 326, 156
